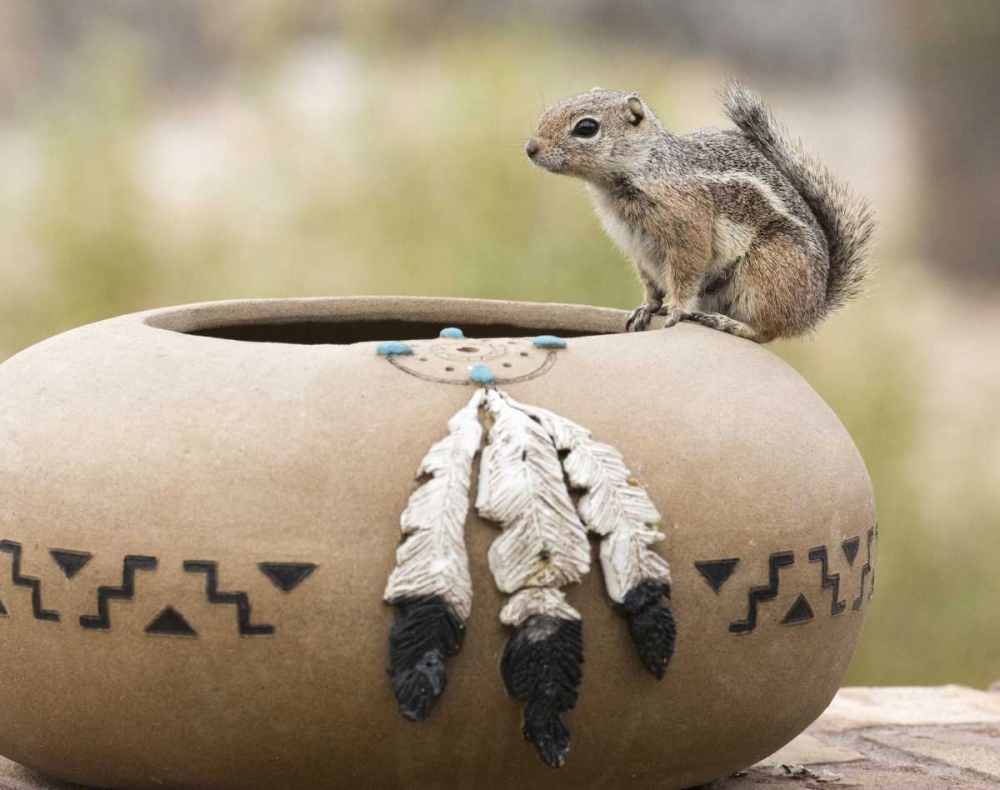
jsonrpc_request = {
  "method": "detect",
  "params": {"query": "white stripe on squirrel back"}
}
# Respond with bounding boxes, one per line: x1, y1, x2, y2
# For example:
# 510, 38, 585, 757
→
383, 388, 484, 620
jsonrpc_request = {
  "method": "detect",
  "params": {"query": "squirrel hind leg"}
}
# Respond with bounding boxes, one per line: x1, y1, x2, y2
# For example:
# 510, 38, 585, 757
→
682, 311, 767, 343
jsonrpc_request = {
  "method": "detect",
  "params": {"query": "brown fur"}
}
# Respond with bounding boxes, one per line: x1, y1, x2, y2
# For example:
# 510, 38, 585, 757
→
525, 84, 875, 342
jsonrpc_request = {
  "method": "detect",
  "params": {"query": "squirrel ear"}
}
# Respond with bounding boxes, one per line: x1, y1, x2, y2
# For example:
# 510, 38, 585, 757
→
590, 86, 604, 93
625, 94, 644, 126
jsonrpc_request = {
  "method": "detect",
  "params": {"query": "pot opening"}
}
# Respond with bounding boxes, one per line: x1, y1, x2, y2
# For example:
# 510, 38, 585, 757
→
185, 319, 598, 345
144, 298, 625, 345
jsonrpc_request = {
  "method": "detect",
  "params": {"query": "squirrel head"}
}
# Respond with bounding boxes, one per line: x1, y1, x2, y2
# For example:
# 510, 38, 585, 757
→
525, 89, 660, 185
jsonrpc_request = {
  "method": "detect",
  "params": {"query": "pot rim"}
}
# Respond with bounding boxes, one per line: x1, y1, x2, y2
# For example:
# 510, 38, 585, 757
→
141, 296, 630, 344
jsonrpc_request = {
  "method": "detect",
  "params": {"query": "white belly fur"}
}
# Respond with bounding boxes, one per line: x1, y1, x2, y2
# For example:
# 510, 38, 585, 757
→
590, 187, 761, 290
589, 188, 660, 283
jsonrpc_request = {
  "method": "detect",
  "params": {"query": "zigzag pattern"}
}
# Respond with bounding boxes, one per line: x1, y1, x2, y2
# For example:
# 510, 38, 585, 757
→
869, 524, 878, 601
808, 547, 846, 616
183, 561, 274, 636
80, 555, 158, 630
0, 540, 60, 622
853, 526, 875, 611
729, 551, 794, 635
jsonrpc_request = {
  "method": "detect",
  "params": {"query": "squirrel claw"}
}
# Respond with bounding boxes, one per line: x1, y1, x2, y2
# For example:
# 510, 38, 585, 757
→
660, 309, 688, 329
626, 302, 661, 333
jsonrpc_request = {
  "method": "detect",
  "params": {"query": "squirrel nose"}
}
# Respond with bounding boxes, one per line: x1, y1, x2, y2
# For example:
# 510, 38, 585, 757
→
525, 138, 541, 159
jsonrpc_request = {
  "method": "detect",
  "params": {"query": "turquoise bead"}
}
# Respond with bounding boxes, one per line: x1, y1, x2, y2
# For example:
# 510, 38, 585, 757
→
469, 364, 495, 385
532, 335, 568, 349
376, 341, 414, 357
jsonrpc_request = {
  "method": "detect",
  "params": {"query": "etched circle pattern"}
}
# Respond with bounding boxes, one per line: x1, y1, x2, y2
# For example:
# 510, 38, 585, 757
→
388, 337, 557, 385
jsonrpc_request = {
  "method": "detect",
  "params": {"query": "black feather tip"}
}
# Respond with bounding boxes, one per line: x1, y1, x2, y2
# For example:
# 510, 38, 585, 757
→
614, 579, 676, 680
500, 614, 583, 768
388, 595, 465, 722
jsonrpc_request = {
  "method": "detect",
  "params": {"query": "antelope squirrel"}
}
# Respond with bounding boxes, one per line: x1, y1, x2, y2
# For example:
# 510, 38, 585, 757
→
525, 82, 875, 341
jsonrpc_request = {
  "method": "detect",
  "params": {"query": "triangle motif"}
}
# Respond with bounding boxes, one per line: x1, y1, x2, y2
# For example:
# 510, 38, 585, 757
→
841, 537, 861, 566
258, 562, 317, 593
781, 594, 815, 626
694, 558, 740, 593
50, 549, 94, 579
145, 606, 198, 637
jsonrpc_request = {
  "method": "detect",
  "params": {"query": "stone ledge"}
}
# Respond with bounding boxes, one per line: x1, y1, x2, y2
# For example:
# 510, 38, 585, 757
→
2, 686, 999, 790
721, 685, 1000, 789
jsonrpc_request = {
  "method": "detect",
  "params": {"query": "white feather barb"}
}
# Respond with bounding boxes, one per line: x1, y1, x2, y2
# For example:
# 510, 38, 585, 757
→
504, 395, 671, 604
476, 389, 590, 594
383, 389, 484, 619
499, 587, 581, 628
598, 523, 672, 603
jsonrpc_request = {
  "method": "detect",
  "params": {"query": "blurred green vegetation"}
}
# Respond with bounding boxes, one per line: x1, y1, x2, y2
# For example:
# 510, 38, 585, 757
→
778, 294, 1000, 687
1, 28, 998, 689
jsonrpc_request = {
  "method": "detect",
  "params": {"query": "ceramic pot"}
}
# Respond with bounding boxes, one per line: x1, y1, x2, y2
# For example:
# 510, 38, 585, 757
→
0, 297, 876, 790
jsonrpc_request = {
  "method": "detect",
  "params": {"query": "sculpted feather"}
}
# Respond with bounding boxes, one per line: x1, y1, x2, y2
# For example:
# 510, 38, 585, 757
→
378, 332, 676, 764
506, 396, 676, 679
476, 389, 590, 767
505, 397, 671, 598
384, 389, 484, 721
384, 388, 484, 618
499, 588, 584, 769
476, 389, 590, 593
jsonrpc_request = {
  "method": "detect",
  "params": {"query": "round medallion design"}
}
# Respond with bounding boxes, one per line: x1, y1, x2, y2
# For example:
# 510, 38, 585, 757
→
386, 337, 557, 385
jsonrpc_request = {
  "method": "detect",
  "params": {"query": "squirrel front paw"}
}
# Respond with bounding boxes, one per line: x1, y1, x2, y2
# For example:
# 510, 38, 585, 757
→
660, 307, 689, 330
625, 301, 662, 333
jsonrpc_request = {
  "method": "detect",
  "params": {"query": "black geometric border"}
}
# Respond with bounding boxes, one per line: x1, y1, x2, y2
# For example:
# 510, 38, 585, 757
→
79, 555, 158, 630
853, 526, 876, 611
0, 540, 60, 622
183, 561, 274, 636
808, 546, 846, 616
729, 551, 795, 635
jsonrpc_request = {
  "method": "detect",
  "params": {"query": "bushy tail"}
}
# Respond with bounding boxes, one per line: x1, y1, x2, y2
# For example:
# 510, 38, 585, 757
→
722, 81, 876, 312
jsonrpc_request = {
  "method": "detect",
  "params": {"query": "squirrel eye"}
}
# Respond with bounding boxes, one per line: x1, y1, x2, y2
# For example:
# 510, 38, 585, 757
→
571, 118, 600, 138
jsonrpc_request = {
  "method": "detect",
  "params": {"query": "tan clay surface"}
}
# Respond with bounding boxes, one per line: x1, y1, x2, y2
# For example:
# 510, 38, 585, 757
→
0, 298, 876, 790
7, 686, 1000, 790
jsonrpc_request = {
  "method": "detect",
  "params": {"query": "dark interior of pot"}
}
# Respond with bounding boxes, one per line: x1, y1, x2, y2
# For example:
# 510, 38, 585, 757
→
144, 298, 626, 345
185, 320, 599, 344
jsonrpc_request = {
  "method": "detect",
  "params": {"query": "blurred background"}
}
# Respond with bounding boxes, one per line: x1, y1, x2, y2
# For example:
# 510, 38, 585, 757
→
0, 1, 997, 688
